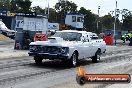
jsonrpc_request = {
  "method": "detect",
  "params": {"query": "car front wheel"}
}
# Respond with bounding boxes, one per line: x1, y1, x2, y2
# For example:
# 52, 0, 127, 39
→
70, 52, 78, 67
34, 56, 43, 65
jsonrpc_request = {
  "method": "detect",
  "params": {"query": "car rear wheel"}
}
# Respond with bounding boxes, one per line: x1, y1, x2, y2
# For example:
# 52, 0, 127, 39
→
34, 56, 43, 65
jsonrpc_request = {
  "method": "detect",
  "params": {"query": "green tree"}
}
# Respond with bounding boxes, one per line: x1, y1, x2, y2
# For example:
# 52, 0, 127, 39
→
31, 6, 45, 14
78, 7, 97, 32
122, 16, 132, 30
101, 13, 121, 31
3, 0, 10, 10
121, 9, 132, 30
31, 6, 58, 22
10, 0, 18, 12
48, 8, 58, 22
16, 0, 32, 12
0, 2, 4, 8
0, 0, 11, 10
55, 0, 77, 23
101, 14, 114, 29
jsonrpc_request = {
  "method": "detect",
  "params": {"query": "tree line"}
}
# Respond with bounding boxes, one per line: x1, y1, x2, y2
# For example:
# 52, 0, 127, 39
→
0, 0, 132, 33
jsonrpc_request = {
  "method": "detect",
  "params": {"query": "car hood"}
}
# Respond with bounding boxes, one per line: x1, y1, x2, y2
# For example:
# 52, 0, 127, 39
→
29, 37, 79, 47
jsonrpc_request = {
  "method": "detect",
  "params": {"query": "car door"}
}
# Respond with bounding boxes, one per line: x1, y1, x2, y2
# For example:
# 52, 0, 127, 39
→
76, 41, 85, 59
80, 34, 92, 58
83, 34, 94, 58
75, 34, 86, 59
89, 35, 99, 57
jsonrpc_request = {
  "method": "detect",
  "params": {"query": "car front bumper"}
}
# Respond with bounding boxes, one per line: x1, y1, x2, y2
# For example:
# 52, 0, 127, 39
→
28, 52, 69, 60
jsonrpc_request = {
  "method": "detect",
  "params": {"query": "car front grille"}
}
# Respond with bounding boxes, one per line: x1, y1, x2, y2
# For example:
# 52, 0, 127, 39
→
35, 46, 61, 54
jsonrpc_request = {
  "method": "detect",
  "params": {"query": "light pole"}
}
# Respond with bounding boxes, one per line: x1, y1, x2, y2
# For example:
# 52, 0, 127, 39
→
97, 6, 100, 32
48, 0, 50, 19
113, 1, 117, 45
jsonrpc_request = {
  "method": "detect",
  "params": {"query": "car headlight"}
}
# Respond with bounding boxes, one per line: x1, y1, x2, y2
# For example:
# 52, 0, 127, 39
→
29, 46, 37, 51
61, 47, 69, 54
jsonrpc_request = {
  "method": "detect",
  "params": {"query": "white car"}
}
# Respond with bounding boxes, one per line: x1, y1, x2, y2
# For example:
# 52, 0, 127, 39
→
28, 30, 106, 67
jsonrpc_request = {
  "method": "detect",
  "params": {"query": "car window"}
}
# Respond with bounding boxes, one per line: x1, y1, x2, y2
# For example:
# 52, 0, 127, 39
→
52, 32, 82, 41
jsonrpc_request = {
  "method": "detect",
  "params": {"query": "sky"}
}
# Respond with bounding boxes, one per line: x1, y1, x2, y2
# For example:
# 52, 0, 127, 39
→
31, 0, 132, 17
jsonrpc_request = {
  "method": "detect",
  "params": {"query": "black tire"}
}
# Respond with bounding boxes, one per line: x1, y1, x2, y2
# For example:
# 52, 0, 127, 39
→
70, 52, 78, 67
34, 56, 43, 65
92, 49, 101, 63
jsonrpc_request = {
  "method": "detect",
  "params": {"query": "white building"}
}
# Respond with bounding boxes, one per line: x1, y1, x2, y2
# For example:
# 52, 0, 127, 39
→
65, 14, 85, 29
15, 16, 48, 34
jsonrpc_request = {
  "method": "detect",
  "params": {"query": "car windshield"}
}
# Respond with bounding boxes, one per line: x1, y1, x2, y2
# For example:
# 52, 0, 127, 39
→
52, 32, 82, 41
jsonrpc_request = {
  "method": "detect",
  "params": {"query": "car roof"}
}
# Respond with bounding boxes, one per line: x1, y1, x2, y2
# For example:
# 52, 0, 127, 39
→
56, 30, 92, 34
